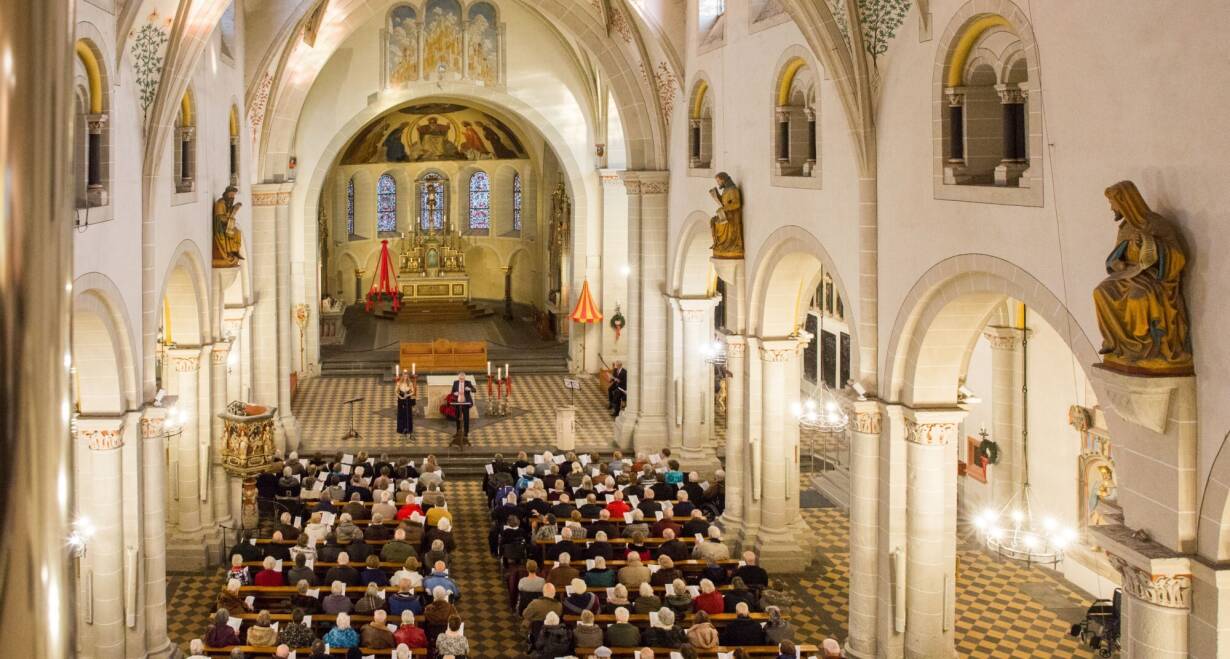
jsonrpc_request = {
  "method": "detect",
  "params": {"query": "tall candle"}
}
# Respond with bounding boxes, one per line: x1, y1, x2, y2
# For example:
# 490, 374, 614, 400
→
412, 363, 416, 376
395, 364, 400, 376
505, 363, 510, 378
487, 361, 491, 376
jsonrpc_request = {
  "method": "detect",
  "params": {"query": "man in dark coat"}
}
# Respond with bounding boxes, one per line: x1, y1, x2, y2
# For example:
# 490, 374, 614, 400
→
608, 361, 628, 417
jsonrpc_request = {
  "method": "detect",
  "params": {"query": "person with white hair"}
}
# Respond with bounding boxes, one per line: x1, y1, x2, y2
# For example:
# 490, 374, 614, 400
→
422, 515, 455, 553
693, 525, 731, 561
372, 488, 397, 520
522, 581, 563, 629
216, 577, 249, 612
721, 601, 767, 646
324, 551, 360, 586
245, 609, 278, 646
672, 489, 695, 517
574, 608, 604, 648
205, 608, 242, 647
617, 551, 651, 591
693, 578, 725, 615
322, 580, 353, 614
633, 581, 662, 614
821, 637, 843, 658
563, 577, 599, 615
423, 559, 460, 598
424, 585, 459, 627
637, 648, 656, 659
323, 611, 360, 648
360, 608, 397, 649
547, 552, 580, 589
393, 610, 428, 649
643, 606, 686, 648
393, 642, 417, 659
187, 638, 208, 659
734, 549, 769, 588
534, 610, 574, 658
605, 606, 641, 648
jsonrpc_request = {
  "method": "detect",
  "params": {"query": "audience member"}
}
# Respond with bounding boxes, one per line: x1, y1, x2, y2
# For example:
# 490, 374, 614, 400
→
393, 610, 428, 649
573, 608, 604, 648
277, 607, 316, 648
721, 602, 766, 646
205, 609, 241, 647
534, 610, 574, 658
686, 610, 719, 650
245, 609, 278, 646
605, 607, 641, 648
360, 609, 397, 649
434, 614, 469, 656
322, 611, 360, 648
322, 580, 353, 614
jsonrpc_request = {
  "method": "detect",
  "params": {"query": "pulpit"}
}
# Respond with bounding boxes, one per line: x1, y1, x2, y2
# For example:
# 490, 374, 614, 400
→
218, 403, 278, 477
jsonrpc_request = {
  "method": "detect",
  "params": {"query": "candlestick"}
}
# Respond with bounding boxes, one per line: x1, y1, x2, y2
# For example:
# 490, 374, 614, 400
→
505, 363, 510, 378
412, 363, 416, 376
487, 361, 491, 376
395, 364, 400, 377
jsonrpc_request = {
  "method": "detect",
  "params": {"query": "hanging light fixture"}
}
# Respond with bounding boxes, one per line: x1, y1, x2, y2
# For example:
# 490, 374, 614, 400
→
793, 385, 848, 432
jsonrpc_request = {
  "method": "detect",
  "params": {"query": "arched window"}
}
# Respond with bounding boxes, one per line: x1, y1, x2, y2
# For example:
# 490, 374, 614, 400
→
174, 91, 196, 193
688, 80, 713, 171
512, 173, 523, 233
419, 172, 447, 231
74, 38, 109, 211
377, 173, 397, 234
229, 105, 240, 186
772, 55, 819, 184
467, 171, 490, 233
346, 177, 356, 238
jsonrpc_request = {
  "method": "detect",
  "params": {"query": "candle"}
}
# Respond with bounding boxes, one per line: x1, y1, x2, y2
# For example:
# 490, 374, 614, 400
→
505, 363, 510, 378
487, 361, 491, 376
395, 364, 400, 376
411, 363, 416, 376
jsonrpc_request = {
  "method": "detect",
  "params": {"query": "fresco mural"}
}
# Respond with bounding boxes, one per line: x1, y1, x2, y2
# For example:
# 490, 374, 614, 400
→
341, 103, 526, 165
466, 2, 500, 85
387, 5, 420, 86
423, 0, 463, 77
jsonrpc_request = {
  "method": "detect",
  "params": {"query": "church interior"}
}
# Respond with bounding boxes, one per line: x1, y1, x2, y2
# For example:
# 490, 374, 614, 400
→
5, 0, 1230, 657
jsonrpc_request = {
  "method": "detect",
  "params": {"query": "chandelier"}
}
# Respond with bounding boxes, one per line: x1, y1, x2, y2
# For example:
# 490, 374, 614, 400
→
793, 383, 848, 433
973, 488, 1076, 568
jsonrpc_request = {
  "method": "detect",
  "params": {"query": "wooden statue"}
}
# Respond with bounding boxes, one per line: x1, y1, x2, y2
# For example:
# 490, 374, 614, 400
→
709, 172, 743, 259
212, 185, 244, 267
1092, 180, 1193, 375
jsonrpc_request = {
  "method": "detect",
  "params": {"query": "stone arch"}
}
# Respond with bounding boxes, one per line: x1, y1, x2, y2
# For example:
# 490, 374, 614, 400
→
157, 241, 211, 347
256, 0, 666, 181
463, 243, 502, 301
72, 274, 140, 413
671, 211, 716, 297
883, 254, 1098, 407
687, 73, 715, 169
337, 251, 362, 304
1198, 432, 1230, 562
491, 162, 524, 235
506, 246, 536, 305
748, 225, 860, 381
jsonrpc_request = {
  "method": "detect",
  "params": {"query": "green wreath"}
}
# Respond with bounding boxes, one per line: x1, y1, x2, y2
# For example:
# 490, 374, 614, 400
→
976, 438, 1000, 466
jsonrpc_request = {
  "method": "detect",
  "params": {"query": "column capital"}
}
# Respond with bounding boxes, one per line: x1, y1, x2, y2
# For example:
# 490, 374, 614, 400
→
85, 112, 108, 134
618, 170, 669, 195
251, 182, 294, 207
944, 86, 966, 107
75, 415, 126, 451
211, 340, 233, 365
982, 325, 1029, 350
722, 333, 747, 359
166, 347, 205, 373
851, 399, 882, 435
903, 407, 966, 445
1106, 552, 1191, 609
672, 295, 721, 319
995, 83, 1027, 104
141, 406, 168, 438
758, 337, 803, 362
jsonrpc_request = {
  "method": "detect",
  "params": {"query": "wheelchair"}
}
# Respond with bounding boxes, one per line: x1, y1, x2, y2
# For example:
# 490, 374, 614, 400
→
1068, 588, 1121, 657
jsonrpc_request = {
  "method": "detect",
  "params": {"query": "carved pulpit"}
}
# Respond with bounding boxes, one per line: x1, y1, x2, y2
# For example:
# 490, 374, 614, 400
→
218, 402, 278, 477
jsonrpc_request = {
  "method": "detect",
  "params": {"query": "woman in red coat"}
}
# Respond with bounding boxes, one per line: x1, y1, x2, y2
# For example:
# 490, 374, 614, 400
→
392, 610, 428, 649
253, 556, 285, 586
692, 578, 725, 615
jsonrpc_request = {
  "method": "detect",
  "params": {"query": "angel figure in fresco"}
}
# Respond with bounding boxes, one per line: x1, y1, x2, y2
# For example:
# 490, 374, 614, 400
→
460, 121, 491, 160
1092, 180, 1193, 375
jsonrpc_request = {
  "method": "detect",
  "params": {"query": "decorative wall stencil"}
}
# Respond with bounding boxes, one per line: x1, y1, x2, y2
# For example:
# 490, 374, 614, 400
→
247, 71, 273, 150
640, 61, 678, 128
387, 5, 420, 86
129, 8, 173, 117
466, 2, 500, 85
609, 6, 634, 43
341, 102, 526, 165
423, 0, 463, 77
827, 0, 912, 60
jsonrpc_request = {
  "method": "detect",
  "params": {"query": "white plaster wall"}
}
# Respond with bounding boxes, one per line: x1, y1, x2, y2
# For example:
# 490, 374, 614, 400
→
874, 1, 1230, 497
669, 0, 863, 331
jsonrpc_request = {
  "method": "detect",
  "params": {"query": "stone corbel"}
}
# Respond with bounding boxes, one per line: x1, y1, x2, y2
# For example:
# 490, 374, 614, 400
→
1090, 366, 1192, 434
1094, 524, 1192, 609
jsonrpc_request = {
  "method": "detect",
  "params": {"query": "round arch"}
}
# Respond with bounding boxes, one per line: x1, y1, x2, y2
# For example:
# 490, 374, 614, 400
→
747, 226, 860, 379
883, 254, 1098, 407
157, 241, 212, 347
72, 274, 139, 413
671, 211, 716, 298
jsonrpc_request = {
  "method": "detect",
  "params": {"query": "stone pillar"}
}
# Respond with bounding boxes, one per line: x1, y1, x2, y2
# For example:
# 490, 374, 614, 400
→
140, 411, 173, 658
1106, 552, 1191, 659
197, 344, 218, 552
754, 339, 807, 569
741, 336, 764, 548
982, 326, 1025, 511
994, 84, 1028, 186
251, 184, 299, 452
904, 408, 964, 659
0, 2, 76, 656
677, 296, 721, 473
76, 417, 127, 659
876, 404, 908, 659
501, 265, 514, 321
616, 171, 670, 452
718, 334, 747, 542
168, 349, 202, 535
211, 342, 234, 531
942, 87, 969, 185
846, 401, 882, 658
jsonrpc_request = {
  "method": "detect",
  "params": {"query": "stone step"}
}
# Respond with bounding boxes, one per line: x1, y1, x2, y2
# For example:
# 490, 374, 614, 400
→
810, 468, 851, 513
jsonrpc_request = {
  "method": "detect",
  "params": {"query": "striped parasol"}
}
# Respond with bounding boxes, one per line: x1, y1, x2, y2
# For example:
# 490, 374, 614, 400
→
570, 280, 602, 324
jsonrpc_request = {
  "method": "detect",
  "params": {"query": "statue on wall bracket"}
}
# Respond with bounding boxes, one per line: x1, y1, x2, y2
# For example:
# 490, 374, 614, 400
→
212, 185, 244, 268
1092, 180, 1193, 376
709, 172, 743, 259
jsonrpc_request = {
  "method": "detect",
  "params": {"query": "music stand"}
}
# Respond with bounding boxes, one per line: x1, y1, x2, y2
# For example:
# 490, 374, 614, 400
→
341, 396, 364, 441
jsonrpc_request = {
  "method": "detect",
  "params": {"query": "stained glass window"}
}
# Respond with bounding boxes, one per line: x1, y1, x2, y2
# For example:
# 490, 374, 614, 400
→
346, 177, 356, 237
468, 171, 490, 231
377, 173, 397, 233
419, 172, 446, 231
512, 173, 523, 232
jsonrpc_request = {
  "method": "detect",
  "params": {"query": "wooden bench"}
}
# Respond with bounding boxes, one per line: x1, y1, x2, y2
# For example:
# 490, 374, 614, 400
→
534, 537, 698, 546
399, 338, 486, 373
575, 646, 817, 656
542, 559, 739, 569
202, 646, 424, 656
564, 612, 769, 627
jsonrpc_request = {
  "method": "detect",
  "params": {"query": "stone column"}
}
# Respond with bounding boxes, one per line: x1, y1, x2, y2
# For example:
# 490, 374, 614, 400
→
210, 342, 234, 531
616, 171, 670, 452
76, 417, 127, 659
994, 84, 1028, 186
501, 265, 514, 321
251, 184, 299, 452
1107, 553, 1191, 659
741, 336, 764, 548
718, 334, 747, 542
982, 326, 1025, 511
140, 411, 173, 658
754, 339, 807, 570
677, 297, 721, 473
0, 2, 76, 656
167, 348, 203, 535
846, 401, 882, 658
904, 408, 964, 659
197, 344, 218, 555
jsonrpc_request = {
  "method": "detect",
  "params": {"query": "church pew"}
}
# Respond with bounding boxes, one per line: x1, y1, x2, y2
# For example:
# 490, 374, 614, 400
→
201, 646, 423, 656
564, 612, 770, 627
542, 559, 739, 569
574, 646, 816, 657
534, 536, 699, 546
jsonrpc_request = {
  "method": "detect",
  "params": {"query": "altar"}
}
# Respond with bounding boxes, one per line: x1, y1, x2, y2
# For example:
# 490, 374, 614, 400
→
400, 275, 470, 302
424, 374, 481, 420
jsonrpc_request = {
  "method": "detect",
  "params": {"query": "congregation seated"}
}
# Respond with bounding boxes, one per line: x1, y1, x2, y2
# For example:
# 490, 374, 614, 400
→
523, 582, 563, 629
692, 579, 723, 615
277, 608, 316, 648
322, 611, 359, 648
205, 609, 241, 647
423, 586, 458, 627
548, 553, 581, 589
606, 607, 640, 647
762, 606, 793, 645
393, 610, 428, 649
360, 609, 397, 649
254, 556, 283, 587
574, 609, 605, 649
634, 582, 662, 614
720, 603, 765, 647
218, 579, 251, 613
246, 610, 278, 646
434, 614, 469, 656
643, 608, 686, 648
604, 584, 632, 614
354, 582, 386, 614
617, 553, 651, 591
535, 611, 573, 658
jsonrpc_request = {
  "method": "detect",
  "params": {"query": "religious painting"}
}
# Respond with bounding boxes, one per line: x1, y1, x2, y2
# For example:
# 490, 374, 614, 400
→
423, 0, 462, 77
386, 5, 420, 86
466, 2, 500, 85
965, 435, 987, 483
341, 102, 527, 165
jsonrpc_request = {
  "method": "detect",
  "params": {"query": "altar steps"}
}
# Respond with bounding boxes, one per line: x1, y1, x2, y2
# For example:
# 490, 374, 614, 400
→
378, 300, 494, 322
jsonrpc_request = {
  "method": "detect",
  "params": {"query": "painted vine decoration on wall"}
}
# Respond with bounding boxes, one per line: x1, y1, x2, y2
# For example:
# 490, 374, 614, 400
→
827, 0, 912, 61
130, 16, 171, 118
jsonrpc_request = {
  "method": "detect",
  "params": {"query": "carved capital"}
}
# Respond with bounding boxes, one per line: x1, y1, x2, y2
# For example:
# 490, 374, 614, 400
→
759, 339, 801, 363
724, 335, 747, 359
853, 410, 882, 435
1107, 554, 1191, 609
140, 416, 164, 438
995, 84, 1027, 104
86, 113, 108, 134
251, 191, 291, 207
944, 87, 965, 107
774, 106, 790, 123
179, 125, 195, 140
211, 342, 232, 365
167, 350, 202, 373
907, 421, 957, 446
78, 428, 124, 451
982, 326, 1027, 351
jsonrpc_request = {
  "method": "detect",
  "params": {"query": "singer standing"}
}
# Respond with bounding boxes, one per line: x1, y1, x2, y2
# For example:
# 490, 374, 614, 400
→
396, 371, 417, 437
